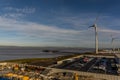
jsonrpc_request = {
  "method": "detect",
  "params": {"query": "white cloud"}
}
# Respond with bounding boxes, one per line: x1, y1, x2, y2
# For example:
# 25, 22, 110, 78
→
1, 7, 36, 19
0, 10, 119, 47
4, 7, 36, 14
0, 16, 84, 40
3, 13, 25, 18
99, 28, 120, 34
52, 13, 120, 36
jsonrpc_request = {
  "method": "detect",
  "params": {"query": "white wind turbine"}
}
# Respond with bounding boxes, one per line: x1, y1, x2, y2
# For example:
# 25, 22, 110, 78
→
89, 16, 99, 54
111, 35, 118, 53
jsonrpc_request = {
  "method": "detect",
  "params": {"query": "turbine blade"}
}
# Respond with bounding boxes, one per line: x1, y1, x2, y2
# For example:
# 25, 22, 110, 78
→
111, 38, 113, 44
88, 26, 92, 28
111, 34, 113, 38
94, 15, 99, 24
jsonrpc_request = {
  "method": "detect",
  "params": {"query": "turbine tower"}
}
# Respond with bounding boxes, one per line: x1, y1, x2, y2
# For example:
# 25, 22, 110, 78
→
111, 37, 115, 51
111, 35, 118, 53
89, 17, 99, 54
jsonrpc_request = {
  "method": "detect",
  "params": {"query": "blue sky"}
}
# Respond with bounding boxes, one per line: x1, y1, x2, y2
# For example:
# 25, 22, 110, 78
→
0, 0, 120, 48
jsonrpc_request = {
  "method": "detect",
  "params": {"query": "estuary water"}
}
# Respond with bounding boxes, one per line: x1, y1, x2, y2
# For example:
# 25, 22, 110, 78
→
0, 50, 62, 61
0, 47, 93, 61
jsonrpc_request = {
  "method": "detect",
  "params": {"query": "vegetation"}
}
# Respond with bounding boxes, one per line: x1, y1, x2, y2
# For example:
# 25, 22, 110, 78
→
0, 53, 82, 66
0, 52, 113, 66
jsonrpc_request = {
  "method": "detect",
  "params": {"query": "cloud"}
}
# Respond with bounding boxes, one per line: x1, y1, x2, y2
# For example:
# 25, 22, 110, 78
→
0, 16, 84, 41
0, 16, 95, 47
3, 13, 25, 18
0, 8, 120, 47
99, 28, 120, 34
1, 7, 36, 19
4, 7, 36, 14
51, 12, 120, 35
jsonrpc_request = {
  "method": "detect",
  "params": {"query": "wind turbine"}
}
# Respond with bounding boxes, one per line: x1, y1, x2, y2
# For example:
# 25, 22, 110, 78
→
111, 35, 118, 53
89, 16, 99, 54
111, 38, 115, 53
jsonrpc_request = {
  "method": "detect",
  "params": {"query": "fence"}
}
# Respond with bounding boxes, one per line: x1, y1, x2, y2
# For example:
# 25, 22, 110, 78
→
49, 68, 120, 80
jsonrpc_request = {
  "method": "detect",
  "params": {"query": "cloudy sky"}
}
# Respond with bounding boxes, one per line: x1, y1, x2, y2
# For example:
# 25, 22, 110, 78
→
0, 0, 120, 48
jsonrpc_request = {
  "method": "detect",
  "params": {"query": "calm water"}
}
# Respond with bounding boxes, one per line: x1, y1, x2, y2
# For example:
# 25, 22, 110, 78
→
0, 50, 62, 61
0, 47, 93, 61
0, 78, 10, 80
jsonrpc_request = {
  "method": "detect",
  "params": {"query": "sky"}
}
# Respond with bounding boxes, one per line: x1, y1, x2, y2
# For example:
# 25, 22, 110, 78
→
0, 0, 120, 48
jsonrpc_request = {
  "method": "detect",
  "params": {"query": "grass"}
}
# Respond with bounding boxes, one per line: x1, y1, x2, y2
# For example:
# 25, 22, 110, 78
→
0, 52, 113, 66
0, 53, 82, 66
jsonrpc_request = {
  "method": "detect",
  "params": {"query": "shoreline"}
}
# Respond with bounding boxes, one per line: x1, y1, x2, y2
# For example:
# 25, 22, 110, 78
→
0, 52, 114, 67
0, 53, 83, 67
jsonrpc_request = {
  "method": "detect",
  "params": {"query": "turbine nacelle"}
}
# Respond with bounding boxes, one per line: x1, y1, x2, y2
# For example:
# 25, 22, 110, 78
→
89, 14, 99, 54
89, 24, 97, 28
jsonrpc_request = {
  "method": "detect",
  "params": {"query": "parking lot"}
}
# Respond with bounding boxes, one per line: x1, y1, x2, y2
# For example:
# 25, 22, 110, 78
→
54, 56, 118, 75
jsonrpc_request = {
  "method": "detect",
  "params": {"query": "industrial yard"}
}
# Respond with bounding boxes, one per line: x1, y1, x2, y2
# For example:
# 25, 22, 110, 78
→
54, 56, 118, 75
0, 53, 120, 80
